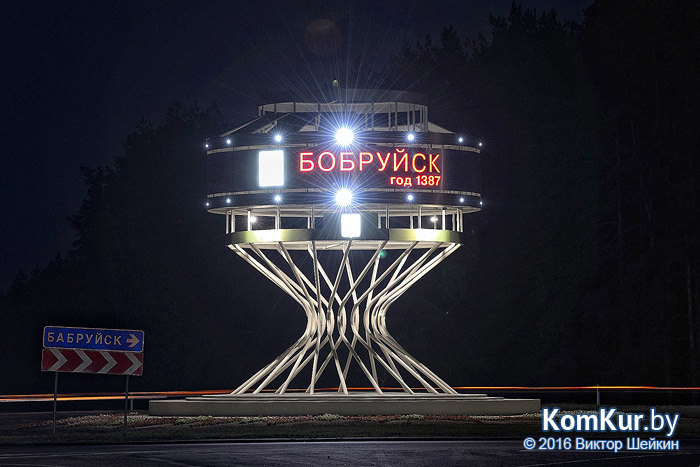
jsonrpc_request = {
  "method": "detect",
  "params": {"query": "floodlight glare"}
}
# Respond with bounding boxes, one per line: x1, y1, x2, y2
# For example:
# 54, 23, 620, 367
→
250, 216, 257, 223
458, 137, 464, 143
226, 138, 232, 145
258, 150, 285, 187
205, 202, 210, 207
205, 143, 209, 148
407, 133, 415, 142
335, 127, 354, 146
407, 194, 414, 201
274, 194, 282, 202
340, 213, 362, 238
226, 198, 231, 204
430, 216, 438, 223
274, 134, 282, 143
478, 142, 483, 147
459, 197, 465, 203
335, 188, 353, 206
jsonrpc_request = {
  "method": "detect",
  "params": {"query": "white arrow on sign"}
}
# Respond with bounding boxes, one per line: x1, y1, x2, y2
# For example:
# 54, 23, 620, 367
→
126, 333, 140, 348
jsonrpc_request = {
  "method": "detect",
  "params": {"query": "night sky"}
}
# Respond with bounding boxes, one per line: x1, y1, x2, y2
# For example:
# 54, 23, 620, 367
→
0, 0, 590, 290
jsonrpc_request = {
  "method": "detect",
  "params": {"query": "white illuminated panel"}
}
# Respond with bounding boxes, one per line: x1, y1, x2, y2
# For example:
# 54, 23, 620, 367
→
341, 213, 361, 238
259, 150, 285, 187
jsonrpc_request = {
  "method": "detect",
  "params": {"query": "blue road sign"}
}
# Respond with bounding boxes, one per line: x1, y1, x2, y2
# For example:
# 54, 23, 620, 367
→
43, 326, 144, 353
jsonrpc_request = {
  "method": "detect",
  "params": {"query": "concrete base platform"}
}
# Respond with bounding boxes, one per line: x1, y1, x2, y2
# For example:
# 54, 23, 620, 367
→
149, 393, 540, 416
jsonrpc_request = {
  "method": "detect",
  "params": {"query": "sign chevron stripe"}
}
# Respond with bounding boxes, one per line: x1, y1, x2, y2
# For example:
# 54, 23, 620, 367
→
74, 349, 92, 372
125, 352, 142, 375
41, 349, 143, 376
48, 349, 67, 372
99, 351, 117, 374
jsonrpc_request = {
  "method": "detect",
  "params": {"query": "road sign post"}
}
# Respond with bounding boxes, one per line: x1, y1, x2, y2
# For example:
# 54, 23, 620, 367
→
52, 372, 57, 435
41, 326, 144, 435
124, 375, 129, 437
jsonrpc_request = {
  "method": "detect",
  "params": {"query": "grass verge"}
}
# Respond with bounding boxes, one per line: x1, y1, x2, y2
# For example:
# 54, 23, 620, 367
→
1, 405, 698, 445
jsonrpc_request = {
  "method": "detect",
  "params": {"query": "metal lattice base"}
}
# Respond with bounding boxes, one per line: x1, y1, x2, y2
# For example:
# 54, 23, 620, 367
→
228, 239, 460, 396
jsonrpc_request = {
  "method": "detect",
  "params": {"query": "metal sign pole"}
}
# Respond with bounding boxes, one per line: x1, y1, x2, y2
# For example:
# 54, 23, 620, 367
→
123, 375, 129, 436
52, 372, 58, 434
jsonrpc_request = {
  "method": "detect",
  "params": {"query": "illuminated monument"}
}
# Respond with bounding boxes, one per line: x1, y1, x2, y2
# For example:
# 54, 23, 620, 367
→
150, 89, 539, 415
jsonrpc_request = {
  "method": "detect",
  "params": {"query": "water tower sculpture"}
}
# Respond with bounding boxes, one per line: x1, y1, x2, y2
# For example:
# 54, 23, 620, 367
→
150, 89, 539, 415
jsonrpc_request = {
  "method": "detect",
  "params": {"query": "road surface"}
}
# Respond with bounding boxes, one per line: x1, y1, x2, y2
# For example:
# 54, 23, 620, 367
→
1, 440, 699, 466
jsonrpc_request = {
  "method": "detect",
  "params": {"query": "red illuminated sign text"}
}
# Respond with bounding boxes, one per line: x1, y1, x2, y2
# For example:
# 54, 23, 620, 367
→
299, 149, 440, 173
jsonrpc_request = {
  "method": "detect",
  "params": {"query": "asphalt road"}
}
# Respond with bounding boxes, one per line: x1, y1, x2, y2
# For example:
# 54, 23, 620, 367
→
1, 440, 699, 466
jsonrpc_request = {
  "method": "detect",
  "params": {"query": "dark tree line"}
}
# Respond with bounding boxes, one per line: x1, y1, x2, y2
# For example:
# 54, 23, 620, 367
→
383, 0, 699, 387
1, 1, 698, 394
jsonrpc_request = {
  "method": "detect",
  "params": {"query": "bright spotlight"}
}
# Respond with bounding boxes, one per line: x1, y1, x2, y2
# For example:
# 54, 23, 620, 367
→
478, 142, 483, 147
458, 137, 463, 144
407, 194, 414, 202
274, 134, 282, 143
335, 188, 353, 206
480, 200, 483, 206
274, 194, 282, 202
226, 138, 232, 145
250, 216, 257, 223
430, 216, 438, 223
205, 143, 209, 148
205, 202, 210, 207
407, 133, 415, 142
459, 197, 465, 203
335, 127, 354, 146
226, 198, 231, 204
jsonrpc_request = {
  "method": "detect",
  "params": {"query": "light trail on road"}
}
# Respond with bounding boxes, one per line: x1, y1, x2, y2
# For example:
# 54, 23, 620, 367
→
2, 386, 699, 402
